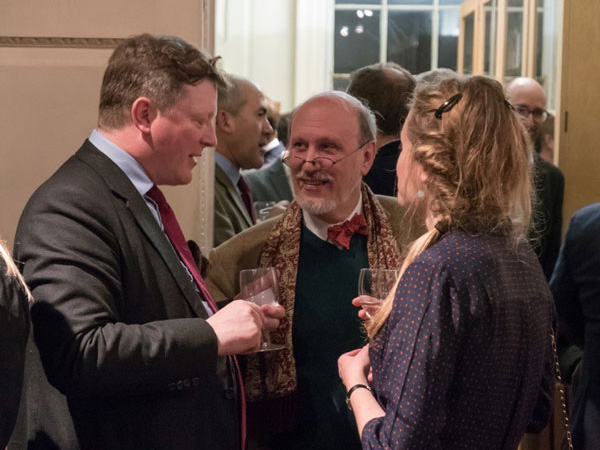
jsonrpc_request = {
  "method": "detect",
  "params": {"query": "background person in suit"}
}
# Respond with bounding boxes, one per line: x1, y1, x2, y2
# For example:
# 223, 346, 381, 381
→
214, 74, 274, 246
0, 240, 30, 449
208, 91, 422, 450
506, 77, 565, 280
551, 203, 600, 450
347, 62, 416, 197
245, 111, 294, 220
260, 97, 286, 167
13, 34, 283, 450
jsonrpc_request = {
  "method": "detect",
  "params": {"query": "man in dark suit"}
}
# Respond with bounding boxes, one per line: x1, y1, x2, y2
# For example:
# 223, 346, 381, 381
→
551, 203, 600, 450
213, 75, 274, 246
347, 62, 415, 196
13, 34, 282, 450
506, 77, 565, 279
245, 158, 294, 206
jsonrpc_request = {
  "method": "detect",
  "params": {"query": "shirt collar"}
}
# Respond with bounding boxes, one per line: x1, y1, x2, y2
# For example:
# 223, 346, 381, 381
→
263, 138, 281, 152
302, 192, 363, 241
214, 151, 241, 186
89, 129, 154, 196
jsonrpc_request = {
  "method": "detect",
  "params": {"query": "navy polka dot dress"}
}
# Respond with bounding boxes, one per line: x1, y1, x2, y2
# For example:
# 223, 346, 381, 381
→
363, 231, 555, 450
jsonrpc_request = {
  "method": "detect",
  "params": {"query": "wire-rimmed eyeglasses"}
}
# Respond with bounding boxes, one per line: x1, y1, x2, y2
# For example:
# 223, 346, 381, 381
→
282, 140, 371, 170
512, 104, 549, 122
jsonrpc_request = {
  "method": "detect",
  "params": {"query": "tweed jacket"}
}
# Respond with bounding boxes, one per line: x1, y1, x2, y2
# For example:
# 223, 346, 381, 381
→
214, 164, 254, 247
207, 195, 419, 302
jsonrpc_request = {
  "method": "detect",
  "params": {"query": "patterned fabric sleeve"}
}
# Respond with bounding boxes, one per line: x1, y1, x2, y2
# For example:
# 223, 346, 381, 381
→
362, 257, 463, 450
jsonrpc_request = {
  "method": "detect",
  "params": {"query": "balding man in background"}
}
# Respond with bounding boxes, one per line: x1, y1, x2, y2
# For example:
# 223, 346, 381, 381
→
506, 77, 565, 279
214, 75, 273, 246
347, 62, 415, 196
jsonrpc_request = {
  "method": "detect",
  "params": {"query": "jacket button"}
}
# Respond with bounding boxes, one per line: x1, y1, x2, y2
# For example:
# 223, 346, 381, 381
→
184, 378, 191, 388
177, 380, 184, 390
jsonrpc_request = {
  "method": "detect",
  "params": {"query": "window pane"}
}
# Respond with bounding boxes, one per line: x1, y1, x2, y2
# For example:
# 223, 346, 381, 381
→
462, 13, 474, 74
334, 10, 381, 73
387, 11, 432, 74
439, 0, 463, 5
335, 0, 380, 4
333, 77, 351, 91
388, 0, 433, 5
535, 0, 558, 109
504, 0, 524, 79
438, 9, 459, 70
483, 0, 497, 75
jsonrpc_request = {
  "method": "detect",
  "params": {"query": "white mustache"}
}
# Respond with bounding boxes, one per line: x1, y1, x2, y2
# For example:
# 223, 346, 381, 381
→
295, 170, 333, 183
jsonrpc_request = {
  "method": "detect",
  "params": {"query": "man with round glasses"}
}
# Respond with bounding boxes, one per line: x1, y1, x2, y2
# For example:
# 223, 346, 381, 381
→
207, 91, 420, 450
506, 77, 565, 280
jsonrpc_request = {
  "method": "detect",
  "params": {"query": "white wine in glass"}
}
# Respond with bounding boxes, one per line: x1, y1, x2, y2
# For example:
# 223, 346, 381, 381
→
239, 267, 285, 352
357, 268, 399, 319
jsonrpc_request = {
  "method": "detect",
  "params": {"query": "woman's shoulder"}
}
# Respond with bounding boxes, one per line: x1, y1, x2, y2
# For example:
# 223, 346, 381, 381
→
410, 231, 523, 282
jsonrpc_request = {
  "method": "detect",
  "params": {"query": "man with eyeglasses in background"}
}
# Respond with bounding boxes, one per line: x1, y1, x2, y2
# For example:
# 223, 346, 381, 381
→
506, 76, 565, 280
206, 91, 421, 450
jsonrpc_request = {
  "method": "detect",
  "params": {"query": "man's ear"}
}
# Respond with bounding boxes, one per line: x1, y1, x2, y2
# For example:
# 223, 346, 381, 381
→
360, 140, 377, 176
216, 109, 235, 133
131, 97, 157, 134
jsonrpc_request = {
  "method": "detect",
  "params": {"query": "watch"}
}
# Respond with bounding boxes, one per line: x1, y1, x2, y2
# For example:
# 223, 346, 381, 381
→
345, 383, 372, 411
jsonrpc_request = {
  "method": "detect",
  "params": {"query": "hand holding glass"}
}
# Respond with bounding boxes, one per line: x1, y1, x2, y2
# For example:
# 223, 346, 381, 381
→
239, 267, 285, 352
357, 269, 399, 319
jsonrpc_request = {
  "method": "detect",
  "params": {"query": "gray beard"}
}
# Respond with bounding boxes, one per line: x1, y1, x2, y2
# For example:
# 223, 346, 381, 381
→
296, 195, 338, 216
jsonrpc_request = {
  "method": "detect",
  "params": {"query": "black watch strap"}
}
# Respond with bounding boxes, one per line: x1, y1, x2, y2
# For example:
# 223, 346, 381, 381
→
345, 383, 372, 411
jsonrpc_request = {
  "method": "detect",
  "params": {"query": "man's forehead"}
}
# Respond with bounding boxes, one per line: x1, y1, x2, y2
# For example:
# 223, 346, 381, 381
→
507, 83, 546, 108
291, 99, 358, 137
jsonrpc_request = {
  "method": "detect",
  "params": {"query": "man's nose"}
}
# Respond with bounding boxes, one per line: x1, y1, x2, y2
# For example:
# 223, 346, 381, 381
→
263, 117, 274, 135
204, 124, 217, 148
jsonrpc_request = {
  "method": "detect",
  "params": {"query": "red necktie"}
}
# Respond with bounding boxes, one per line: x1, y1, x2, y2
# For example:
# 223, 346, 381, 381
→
146, 185, 246, 449
327, 213, 369, 250
237, 177, 257, 224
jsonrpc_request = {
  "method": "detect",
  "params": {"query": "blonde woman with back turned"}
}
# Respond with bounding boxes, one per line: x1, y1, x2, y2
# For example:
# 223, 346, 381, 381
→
0, 239, 31, 449
338, 76, 555, 450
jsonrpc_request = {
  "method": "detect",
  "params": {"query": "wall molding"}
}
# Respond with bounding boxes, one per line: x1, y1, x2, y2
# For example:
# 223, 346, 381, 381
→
0, 36, 125, 49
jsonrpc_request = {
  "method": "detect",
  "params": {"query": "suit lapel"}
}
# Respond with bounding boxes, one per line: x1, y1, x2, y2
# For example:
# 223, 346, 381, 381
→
76, 141, 209, 319
215, 165, 253, 227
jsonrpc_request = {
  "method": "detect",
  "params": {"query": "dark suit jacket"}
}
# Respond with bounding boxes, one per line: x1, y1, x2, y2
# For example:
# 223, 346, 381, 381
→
551, 203, 600, 449
0, 263, 29, 449
363, 139, 401, 197
244, 158, 293, 205
532, 154, 565, 279
13, 140, 240, 450
214, 164, 253, 247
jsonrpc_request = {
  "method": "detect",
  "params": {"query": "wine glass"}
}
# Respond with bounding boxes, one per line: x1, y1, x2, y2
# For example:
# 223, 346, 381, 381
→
239, 267, 285, 352
357, 268, 399, 319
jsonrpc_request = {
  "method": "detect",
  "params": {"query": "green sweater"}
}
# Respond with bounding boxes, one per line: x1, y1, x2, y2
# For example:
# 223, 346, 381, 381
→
277, 224, 368, 450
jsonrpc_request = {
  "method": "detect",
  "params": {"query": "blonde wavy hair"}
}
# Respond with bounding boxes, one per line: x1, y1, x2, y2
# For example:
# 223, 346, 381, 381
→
1, 239, 32, 302
367, 75, 533, 339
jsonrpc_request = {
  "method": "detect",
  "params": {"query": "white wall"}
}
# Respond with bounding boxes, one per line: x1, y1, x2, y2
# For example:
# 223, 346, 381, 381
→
215, 0, 332, 112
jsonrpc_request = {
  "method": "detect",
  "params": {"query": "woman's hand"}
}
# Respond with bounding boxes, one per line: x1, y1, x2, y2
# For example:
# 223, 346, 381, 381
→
338, 345, 371, 389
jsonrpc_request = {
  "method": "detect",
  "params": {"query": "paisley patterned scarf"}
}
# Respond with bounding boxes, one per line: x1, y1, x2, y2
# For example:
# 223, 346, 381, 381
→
244, 183, 402, 401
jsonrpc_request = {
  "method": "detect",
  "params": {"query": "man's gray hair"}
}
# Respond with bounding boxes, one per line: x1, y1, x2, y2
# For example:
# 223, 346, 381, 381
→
289, 91, 377, 144
217, 74, 249, 115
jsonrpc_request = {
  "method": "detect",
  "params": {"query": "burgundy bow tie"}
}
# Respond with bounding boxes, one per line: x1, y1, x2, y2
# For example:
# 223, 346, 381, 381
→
327, 213, 368, 250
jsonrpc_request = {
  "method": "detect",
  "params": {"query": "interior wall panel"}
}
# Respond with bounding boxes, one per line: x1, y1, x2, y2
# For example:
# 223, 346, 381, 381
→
0, 0, 216, 252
